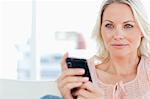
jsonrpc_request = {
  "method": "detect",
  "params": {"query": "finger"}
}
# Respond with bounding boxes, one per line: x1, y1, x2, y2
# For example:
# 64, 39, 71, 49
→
77, 95, 85, 99
60, 52, 68, 71
74, 88, 92, 98
81, 82, 104, 95
81, 82, 95, 92
61, 76, 89, 87
60, 68, 85, 80
57, 70, 88, 89
57, 68, 86, 87
63, 82, 83, 91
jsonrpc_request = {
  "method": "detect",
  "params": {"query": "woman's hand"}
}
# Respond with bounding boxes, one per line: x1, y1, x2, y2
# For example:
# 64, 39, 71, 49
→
57, 53, 89, 99
73, 81, 104, 99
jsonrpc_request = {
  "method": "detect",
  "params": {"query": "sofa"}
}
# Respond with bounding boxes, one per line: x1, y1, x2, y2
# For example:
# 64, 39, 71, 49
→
0, 79, 61, 99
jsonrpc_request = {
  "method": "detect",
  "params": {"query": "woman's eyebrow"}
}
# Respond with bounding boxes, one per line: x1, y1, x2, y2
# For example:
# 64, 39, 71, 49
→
123, 20, 135, 24
103, 20, 113, 23
103, 20, 135, 24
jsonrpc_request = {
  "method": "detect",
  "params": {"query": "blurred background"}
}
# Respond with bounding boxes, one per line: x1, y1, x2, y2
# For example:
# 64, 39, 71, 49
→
0, 0, 150, 81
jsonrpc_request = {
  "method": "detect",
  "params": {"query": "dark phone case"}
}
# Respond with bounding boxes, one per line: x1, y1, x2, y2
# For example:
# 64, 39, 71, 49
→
66, 57, 92, 82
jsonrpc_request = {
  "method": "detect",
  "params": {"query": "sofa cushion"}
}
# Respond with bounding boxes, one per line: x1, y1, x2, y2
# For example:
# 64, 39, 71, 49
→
0, 79, 61, 99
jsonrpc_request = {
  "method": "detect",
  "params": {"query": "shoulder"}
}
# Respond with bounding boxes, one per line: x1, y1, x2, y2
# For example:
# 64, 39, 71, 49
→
141, 56, 150, 82
141, 56, 150, 75
144, 56, 150, 60
142, 56, 150, 64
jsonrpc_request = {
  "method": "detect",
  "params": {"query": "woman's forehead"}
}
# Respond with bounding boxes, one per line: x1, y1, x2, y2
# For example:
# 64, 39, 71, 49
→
102, 3, 135, 23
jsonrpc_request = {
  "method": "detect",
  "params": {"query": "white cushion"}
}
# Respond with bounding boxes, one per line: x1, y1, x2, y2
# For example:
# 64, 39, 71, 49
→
0, 79, 61, 99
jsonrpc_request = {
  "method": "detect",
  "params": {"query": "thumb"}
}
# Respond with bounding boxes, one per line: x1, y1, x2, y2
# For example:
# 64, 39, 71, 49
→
60, 52, 68, 71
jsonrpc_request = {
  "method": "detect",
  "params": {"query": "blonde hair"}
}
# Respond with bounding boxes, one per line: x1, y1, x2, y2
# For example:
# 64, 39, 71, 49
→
92, 0, 150, 58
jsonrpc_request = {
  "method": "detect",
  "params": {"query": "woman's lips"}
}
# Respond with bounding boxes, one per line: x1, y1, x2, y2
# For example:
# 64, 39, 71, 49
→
111, 44, 128, 48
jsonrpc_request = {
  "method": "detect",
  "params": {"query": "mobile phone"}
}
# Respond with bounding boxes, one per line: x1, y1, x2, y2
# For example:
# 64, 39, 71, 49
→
66, 57, 92, 82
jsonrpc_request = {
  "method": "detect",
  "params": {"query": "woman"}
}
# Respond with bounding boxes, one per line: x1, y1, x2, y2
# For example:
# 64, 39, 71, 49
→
57, 0, 150, 98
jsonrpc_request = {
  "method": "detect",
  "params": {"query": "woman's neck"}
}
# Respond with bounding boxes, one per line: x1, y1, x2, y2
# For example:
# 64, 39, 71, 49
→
107, 54, 140, 76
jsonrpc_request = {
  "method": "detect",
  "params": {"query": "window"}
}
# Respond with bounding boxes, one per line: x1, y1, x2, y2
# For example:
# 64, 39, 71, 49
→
1, 0, 150, 81
0, 0, 32, 79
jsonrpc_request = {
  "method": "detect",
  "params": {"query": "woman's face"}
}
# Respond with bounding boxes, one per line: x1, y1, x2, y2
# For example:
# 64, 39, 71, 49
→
101, 3, 143, 57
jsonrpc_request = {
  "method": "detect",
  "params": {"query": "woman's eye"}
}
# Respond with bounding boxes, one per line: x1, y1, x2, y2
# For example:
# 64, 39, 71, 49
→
124, 24, 133, 29
105, 24, 114, 29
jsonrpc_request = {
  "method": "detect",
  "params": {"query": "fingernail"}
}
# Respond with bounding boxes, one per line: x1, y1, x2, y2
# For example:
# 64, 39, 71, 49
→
83, 77, 89, 81
80, 69, 85, 73
65, 52, 68, 57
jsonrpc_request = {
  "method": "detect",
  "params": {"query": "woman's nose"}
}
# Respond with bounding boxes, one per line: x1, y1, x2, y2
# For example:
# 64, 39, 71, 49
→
113, 27, 125, 41
113, 35, 124, 41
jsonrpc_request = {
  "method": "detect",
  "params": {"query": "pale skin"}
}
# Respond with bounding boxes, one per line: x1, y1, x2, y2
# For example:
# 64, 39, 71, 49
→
57, 3, 143, 99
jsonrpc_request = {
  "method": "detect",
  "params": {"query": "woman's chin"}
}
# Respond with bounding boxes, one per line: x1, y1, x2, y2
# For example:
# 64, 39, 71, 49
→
110, 52, 129, 57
